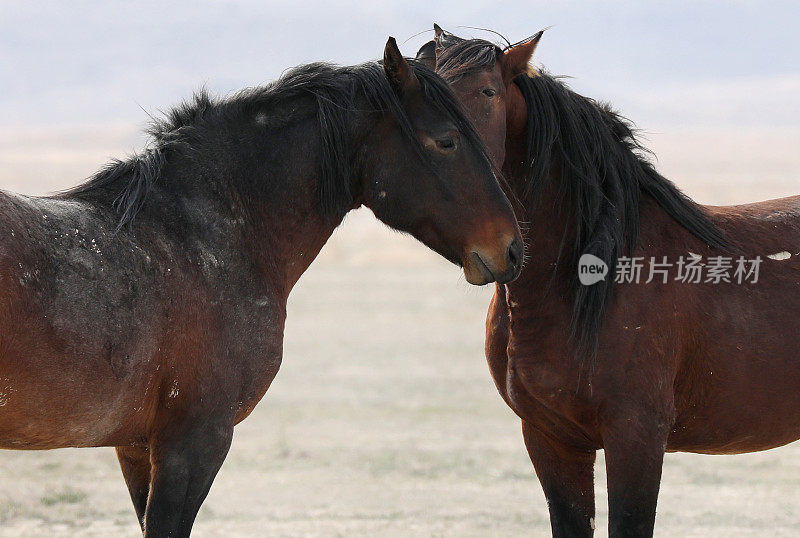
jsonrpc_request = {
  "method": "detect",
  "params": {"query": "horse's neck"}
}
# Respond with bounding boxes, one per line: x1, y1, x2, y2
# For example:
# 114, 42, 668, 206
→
238, 115, 366, 297
502, 158, 681, 311
502, 138, 573, 275
500, 166, 572, 310
154, 122, 352, 301
241, 185, 347, 298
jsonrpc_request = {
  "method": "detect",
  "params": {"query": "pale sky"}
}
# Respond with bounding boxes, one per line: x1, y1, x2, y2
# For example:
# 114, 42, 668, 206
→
0, 1, 798, 203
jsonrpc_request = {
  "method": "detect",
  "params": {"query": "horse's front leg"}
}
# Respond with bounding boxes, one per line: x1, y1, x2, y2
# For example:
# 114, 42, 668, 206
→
142, 416, 234, 537
601, 405, 672, 538
522, 421, 596, 537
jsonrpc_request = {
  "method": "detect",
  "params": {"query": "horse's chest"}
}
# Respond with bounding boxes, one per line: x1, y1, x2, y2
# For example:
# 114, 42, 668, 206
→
505, 327, 598, 442
505, 318, 574, 396
505, 351, 579, 408
503, 355, 598, 445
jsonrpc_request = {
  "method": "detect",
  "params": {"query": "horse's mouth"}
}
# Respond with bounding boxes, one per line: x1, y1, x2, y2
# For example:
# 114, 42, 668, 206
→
464, 251, 496, 285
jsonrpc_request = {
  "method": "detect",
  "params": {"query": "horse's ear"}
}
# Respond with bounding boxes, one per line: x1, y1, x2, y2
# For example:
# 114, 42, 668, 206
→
384, 37, 419, 93
501, 30, 544, 80
416, 40, 437, 69
434, 23, 462, 53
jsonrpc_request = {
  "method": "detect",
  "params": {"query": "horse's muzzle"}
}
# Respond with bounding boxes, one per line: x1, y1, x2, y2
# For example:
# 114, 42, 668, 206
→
463, 238, 524, 285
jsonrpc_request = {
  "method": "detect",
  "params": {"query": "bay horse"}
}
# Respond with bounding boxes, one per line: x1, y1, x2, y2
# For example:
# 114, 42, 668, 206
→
0, 38, 524, 537
420, 27, 800, 537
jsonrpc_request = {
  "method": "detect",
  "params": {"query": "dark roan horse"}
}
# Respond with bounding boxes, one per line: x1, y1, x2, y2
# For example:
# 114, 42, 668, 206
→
419, 26, 800, 537
0, 38, 524, 537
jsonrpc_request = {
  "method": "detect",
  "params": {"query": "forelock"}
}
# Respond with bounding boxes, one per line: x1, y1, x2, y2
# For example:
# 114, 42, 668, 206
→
436, 39, 503, 83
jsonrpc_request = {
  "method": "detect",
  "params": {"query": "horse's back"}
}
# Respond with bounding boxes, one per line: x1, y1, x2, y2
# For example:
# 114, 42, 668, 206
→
699, 194, 800, 293
708, 194, 800, 237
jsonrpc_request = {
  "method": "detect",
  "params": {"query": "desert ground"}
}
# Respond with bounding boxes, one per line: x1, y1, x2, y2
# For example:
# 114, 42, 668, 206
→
0, 138, 799, 536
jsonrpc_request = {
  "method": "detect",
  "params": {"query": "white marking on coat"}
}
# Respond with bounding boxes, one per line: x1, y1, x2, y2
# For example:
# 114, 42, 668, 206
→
687, 251, 702, 260
0, 383, 14, 407
767, 251, 791, 261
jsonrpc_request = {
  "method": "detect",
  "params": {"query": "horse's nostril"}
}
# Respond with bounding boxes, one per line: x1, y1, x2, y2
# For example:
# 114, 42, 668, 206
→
507, 239, 523, 269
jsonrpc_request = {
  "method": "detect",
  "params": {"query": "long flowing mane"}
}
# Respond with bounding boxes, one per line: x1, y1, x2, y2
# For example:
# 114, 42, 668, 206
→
437, 38, 729, 356
61, 60, 487, 227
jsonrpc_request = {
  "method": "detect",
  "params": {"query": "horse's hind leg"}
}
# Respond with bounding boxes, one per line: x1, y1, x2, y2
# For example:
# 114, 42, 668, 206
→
522, 421, 596, 537
116, 445, 152, 530
142, 420, 233, 538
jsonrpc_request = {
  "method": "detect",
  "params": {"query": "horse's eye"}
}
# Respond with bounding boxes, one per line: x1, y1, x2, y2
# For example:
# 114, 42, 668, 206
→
436, 136, 457, 151
481, 88, 497, 98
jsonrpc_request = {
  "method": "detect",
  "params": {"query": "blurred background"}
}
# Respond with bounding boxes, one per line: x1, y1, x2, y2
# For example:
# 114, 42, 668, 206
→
0, 1, 798, 536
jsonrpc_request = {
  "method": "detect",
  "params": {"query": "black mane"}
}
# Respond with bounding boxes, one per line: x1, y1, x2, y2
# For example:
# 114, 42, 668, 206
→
61, 60, 486, 227
437, 38, 729, 357
517, 72, 729, 357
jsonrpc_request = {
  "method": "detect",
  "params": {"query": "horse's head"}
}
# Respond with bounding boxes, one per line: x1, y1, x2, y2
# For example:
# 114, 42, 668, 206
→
416, 25, 543, 170
360, 38, 523, 285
